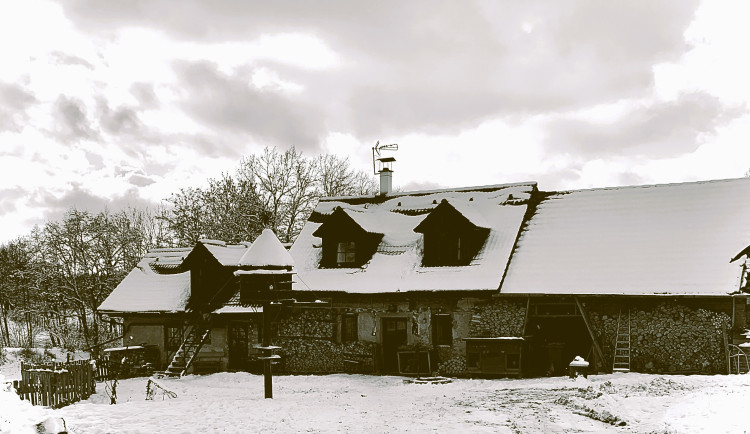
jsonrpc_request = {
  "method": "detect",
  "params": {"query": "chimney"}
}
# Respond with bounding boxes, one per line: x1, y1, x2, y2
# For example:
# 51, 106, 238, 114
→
379, 168, 392, 195
372, 141, 398, 195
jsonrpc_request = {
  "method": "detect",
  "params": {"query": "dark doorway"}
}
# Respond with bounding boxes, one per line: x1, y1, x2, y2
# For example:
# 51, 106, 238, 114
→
525, 316, 592, 376
228, 323, 250, 370
381, 318, 408, 373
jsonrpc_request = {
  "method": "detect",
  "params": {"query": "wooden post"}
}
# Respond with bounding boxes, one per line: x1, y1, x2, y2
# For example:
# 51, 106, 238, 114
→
263, 301, 273, 399
574, 297, 606, 373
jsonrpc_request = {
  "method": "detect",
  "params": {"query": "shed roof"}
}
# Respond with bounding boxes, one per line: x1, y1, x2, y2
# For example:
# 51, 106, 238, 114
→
501, 177, 750, 296
290, 182, 536, 293
202, 243, 249, 267
98, 248, 192, 313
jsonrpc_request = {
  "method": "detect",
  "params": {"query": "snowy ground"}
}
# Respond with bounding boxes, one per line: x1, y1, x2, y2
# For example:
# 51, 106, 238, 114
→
2, 351, 750, 433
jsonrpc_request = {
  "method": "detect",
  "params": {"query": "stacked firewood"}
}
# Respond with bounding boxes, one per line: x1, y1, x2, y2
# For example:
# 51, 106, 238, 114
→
277, 339, 376, 373
435, 346, 466, 376
589, 303, 730, 373
470, 300, 526, 337
277, 309, 334, 339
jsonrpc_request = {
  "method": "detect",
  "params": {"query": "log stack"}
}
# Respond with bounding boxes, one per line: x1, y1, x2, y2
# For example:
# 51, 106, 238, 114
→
277, 309, 334, 339
277, 339, 376, 373
435, 346, 466, 376
590, 303, 729, 374
470, 300, 526, 338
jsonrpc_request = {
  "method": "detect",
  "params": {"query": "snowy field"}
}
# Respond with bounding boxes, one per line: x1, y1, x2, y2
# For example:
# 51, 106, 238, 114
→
2, 351, 750, 433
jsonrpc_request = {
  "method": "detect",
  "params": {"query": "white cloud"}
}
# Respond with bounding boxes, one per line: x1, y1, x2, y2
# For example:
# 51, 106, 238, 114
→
4, 0, 750, 244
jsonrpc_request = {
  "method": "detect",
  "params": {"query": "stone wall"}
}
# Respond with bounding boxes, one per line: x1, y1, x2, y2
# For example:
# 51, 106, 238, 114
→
588, 302, 730, 374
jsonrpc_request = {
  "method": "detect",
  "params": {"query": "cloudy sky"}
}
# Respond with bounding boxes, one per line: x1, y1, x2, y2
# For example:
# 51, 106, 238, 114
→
2, 0, 750, 242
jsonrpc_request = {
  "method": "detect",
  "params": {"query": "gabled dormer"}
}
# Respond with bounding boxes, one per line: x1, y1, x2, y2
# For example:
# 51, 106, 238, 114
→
236, 229, 295, 303
182, 240, 232, 309
313, 207, 384, 268
414, 199, 490, 266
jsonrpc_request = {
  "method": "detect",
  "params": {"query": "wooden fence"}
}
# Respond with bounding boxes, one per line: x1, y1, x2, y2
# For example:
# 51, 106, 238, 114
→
13, 360, 96, 408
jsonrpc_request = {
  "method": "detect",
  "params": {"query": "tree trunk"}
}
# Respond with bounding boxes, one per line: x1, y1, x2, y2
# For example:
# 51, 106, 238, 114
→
25, 311, 33, 348
79, 309, 91, 350
0, 304, 9, 346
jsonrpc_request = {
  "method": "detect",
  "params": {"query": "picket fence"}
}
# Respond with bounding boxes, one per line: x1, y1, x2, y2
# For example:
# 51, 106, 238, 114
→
13, 360, 96, 408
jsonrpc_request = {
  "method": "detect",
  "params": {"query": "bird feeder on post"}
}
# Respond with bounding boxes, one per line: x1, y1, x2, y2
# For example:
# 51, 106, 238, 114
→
234, 228, 296, 399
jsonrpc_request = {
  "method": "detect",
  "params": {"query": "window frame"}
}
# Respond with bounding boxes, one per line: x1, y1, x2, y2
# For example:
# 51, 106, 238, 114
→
341, 313, 358, 343
424, 232, 464, 267
432, 313, 452, 346
336, 241, 357, 267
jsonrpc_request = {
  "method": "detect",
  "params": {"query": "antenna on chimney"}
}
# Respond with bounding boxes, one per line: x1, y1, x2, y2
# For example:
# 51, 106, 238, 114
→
372, 141, 398, 194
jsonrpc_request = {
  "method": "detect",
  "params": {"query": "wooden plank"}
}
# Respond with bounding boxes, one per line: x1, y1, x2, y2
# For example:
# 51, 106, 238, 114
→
574, 296, 607, 373
521, 296, 531, 336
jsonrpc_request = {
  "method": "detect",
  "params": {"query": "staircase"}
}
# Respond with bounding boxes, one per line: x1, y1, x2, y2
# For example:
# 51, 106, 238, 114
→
164, 322, 212, 377
613, 308, 631, 373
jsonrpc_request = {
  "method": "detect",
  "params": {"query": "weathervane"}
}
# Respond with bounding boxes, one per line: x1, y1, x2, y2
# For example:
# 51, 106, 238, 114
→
372, 141, 398, 175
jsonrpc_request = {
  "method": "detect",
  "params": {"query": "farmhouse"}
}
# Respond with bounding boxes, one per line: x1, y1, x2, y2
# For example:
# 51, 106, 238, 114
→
98, 176, 750, 377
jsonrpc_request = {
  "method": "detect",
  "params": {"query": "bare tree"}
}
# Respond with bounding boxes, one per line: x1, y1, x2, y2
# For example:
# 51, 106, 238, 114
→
162, 147, 378, 245
163, 173, 267, 245
316, 154, 378, 197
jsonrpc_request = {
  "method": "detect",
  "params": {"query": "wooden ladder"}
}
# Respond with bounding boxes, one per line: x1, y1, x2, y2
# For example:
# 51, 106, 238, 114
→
613, 308, 631, 373
164, 323, 211, 377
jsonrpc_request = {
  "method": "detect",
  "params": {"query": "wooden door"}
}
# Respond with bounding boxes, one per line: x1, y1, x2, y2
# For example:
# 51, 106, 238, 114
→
228, 323, 250, 370
382, 318, 408, 373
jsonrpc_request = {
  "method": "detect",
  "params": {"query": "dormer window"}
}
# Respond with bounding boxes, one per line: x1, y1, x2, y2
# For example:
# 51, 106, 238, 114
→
337, 241, 356, 267
425, 233, 463, 266
313, 207, 383, 268
414, 199, 489, 267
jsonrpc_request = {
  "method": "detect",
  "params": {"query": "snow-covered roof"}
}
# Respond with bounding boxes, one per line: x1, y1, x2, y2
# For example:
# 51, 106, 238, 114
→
212, 288, 264, 314
98, 248, 192, 313
290, 183, 536, 293
239, 228, 294, 268
202, 243, 250, 266
501, 177, 750, 296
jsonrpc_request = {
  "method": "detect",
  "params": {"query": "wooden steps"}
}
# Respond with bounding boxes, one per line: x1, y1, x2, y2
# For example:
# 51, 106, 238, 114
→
164, 323, 212, 377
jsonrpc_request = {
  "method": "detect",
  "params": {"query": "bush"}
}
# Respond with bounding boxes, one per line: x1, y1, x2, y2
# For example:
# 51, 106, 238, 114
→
18, 347, 55, 364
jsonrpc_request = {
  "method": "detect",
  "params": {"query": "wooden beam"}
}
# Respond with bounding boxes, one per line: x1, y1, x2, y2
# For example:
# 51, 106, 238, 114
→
574, 296, 607, 373
521, 296, 531, 336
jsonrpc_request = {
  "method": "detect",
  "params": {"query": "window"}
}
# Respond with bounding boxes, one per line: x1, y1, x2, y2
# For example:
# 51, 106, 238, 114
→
342, 313, 358, 342
432, 314, 452, 346
336, 241, 356, 267
424, 233, 463, 266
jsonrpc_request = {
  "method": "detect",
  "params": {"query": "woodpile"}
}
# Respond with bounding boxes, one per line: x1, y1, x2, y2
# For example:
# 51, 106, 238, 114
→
470, 300, 526, 337
435, 347, 465, 376
589, 303, 730, 374
277, 309, 334, 339
277, 339, 376, 373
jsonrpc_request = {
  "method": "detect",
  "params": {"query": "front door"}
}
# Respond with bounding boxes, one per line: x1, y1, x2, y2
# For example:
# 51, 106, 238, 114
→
382, 318, 408, 373
228, 323, 250, 370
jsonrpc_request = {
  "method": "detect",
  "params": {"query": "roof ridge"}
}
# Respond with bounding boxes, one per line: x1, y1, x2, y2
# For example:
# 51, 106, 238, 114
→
320, 181, 537, 202
546, 176, 750, 195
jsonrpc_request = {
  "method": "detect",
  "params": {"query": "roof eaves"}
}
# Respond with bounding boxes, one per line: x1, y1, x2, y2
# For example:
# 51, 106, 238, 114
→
320, 181, 538, 203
